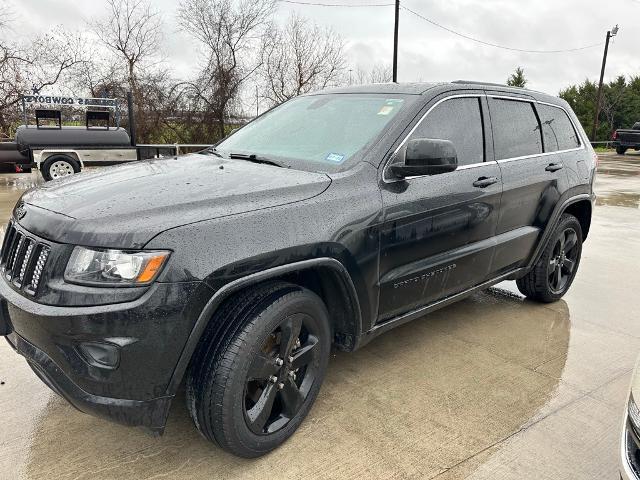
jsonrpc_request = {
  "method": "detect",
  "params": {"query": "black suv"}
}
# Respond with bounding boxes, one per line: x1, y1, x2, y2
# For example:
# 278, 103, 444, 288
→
0, 82, 595, 457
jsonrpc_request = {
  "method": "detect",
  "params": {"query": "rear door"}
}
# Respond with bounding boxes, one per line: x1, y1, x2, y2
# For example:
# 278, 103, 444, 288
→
377, 93, 502, 322
536, 101, 588, 186
487, 95, 570, 273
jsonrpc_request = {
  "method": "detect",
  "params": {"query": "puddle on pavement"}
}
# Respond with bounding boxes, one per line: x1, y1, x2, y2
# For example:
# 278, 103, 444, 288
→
596, 192, 640, 208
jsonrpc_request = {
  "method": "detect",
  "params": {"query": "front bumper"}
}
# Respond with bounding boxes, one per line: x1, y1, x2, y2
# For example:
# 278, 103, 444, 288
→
6, 331, 172, 431
0, 275, 211, 431
621, 409, 640, 480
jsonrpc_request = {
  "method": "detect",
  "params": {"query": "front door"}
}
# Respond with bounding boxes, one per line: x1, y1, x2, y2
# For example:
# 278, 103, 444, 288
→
377, 94, 502, 322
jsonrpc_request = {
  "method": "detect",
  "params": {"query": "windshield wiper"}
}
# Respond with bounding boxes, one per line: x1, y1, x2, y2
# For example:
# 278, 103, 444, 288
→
228, 152, 288, 168
200, 147, 224, 158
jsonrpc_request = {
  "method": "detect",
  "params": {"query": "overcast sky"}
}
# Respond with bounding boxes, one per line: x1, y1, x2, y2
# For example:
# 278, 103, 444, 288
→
8, 0, 640, 98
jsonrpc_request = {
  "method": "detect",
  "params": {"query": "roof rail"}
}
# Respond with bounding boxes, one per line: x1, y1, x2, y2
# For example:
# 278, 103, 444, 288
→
452, 80, 513, 88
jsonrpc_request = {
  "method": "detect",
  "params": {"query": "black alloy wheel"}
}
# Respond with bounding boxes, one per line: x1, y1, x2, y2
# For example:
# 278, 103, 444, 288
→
186, 282, 330, 458
547, 227, 579, 294
516, 213, 583, 303
244, 313, 321, 435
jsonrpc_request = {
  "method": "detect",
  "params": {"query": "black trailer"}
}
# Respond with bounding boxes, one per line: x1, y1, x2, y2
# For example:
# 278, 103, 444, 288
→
1, 92, 215, 180
1, 94, 138, 180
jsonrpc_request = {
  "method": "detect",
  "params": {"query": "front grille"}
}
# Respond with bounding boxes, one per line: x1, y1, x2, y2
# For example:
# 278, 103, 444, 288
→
1, 221, 50, 295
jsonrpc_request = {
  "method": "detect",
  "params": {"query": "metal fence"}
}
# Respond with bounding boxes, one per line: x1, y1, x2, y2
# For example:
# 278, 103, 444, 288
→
590, 141, 615, 149
136, 143, 214, 159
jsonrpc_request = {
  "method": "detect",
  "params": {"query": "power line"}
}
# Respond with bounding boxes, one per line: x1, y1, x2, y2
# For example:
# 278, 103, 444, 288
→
279, 0, 605, 54
401, 5, 603, 54
279, 0, 393, 6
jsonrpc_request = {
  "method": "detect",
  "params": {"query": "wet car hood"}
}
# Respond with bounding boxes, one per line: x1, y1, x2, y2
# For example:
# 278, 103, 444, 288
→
18, 154, 331, 248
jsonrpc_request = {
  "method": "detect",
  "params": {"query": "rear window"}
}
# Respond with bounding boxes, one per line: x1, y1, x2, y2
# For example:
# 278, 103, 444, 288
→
536, 104, 580, 152
488, 98, 542, 160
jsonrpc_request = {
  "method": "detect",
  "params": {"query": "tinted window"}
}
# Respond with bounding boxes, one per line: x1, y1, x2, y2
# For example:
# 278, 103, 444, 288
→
537, 104, 580, 151
409, 97, 484, 166
489, 99, 542, 160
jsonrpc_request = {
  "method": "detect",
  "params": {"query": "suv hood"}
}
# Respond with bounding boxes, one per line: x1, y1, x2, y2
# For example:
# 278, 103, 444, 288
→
19, 154, 331, 248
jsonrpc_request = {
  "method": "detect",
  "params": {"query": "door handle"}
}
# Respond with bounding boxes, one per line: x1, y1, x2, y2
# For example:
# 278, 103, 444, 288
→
545, 162, 564, 172
472, 176, 499, 188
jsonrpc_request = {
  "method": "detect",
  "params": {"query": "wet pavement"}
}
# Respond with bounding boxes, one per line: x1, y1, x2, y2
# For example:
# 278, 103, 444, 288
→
0, 152, 639, 479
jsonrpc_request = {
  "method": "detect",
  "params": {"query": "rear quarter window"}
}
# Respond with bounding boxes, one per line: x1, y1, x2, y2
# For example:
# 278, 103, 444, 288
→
488, 98, 542, 160
536, 104, 580, 152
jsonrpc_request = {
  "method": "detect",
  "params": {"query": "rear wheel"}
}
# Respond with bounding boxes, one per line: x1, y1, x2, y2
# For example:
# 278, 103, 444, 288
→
186, 282, 331, 458
41, 154, 81, 181
516, 214, 583, 303
616, 146, 627, 155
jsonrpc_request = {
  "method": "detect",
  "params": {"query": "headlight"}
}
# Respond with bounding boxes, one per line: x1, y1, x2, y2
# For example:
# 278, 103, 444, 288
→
65, 247, 170, 286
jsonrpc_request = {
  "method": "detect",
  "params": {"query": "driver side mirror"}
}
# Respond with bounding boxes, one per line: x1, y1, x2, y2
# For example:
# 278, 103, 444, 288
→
389, 138, 458, 179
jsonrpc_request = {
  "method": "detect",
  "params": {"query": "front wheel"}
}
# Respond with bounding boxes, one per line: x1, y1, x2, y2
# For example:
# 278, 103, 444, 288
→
616, 146, 627, 155
516, 213, 583, 303
186, 282, 331, 458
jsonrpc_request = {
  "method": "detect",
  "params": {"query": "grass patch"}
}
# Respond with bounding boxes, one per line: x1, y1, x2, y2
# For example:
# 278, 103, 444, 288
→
593, 146, 615, 153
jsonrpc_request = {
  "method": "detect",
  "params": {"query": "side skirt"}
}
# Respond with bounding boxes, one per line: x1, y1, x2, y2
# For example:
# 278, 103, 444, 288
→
359, 268, 526, 347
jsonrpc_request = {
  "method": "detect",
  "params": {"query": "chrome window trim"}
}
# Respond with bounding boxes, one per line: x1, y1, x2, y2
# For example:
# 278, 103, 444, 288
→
496, 147, 584, 163
383, 94, 489, 184
487, 95, 585, 158
382, 92, 586, 184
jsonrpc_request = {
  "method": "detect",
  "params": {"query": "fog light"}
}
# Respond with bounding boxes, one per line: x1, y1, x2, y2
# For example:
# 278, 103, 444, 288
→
78, 342, 120, 369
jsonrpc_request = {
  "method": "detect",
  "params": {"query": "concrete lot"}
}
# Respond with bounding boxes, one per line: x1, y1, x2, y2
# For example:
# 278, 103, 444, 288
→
0, 152, 639, 479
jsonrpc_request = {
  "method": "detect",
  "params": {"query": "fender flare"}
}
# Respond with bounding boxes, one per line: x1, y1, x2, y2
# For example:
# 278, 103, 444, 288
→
164, 257, 363, 396
526, 193, 594, 270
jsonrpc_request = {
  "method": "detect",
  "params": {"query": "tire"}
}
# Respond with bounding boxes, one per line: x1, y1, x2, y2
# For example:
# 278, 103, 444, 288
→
616, 146, 627, 155
186, 281, 331, 458
516, 213, 583, 303
41, 154, 81, 181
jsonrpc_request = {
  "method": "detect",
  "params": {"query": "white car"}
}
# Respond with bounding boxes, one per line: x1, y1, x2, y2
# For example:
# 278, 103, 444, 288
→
621, 360, 640, 479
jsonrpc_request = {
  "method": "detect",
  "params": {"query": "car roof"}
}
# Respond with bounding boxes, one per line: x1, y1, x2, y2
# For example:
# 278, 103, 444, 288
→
314, 81, 560, 103
315, 82, 444, 95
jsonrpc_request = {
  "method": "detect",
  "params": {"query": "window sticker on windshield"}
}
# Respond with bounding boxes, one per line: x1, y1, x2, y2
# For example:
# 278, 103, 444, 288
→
326, 153, 345, 163
377, 99, 403, 116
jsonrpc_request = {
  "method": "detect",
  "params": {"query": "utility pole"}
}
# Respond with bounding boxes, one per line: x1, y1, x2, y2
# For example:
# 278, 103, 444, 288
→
392, 0, 399, 83
126, 91, 136, 147
591, 25, 619, 141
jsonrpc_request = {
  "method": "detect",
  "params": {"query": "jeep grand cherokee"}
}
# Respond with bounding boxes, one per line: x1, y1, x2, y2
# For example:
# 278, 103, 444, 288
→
0, 82, 596, 458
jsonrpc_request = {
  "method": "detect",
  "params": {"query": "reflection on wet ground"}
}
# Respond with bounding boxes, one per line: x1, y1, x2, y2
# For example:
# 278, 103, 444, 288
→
596, 153, 640, 208
1, 155, 639, 479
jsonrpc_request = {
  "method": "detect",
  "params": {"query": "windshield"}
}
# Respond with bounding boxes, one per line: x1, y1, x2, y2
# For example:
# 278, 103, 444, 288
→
215, 93, 413, 172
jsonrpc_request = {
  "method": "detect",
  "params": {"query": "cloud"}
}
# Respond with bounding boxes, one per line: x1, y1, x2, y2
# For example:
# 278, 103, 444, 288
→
7, 0, 639, 97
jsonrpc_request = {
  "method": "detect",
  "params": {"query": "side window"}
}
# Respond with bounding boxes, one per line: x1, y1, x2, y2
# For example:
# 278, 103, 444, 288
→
409, 97, 484, 166
536, 104, 581, 152
488, 98, 542, 160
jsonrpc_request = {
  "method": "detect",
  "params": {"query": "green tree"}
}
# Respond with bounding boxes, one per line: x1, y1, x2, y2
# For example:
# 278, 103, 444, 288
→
559, 76, 640, 141
507, 67, 527, 88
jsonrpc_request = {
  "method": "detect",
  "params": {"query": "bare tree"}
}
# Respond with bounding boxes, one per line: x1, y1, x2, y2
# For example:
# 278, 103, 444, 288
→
178, 0, 275, 138
92, 0, 163, 141
93, 0, 162, 94
261, 14, 345, 106
354, 63, 392, 85
0, 23, 84, 136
